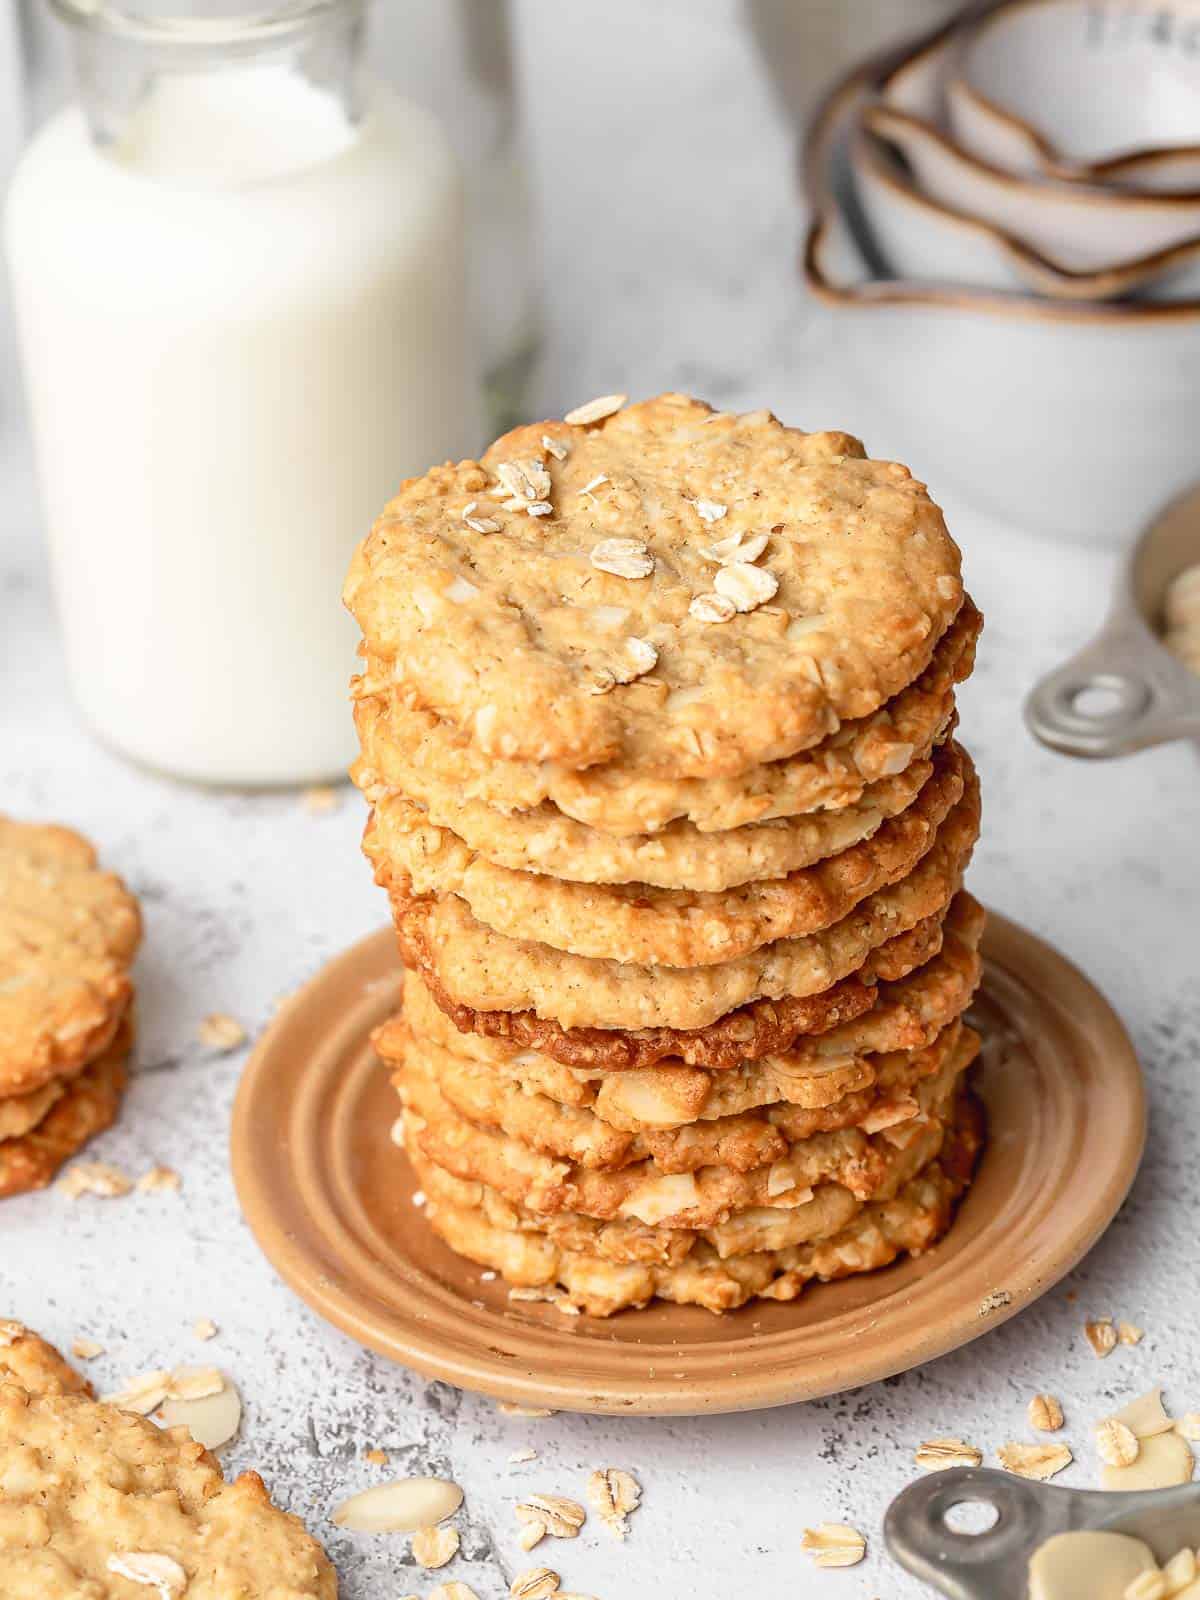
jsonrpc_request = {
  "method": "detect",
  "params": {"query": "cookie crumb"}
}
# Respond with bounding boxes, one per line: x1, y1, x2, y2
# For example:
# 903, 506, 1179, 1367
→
1118, 1321, 1144, 1347
192, 1318, 217, 1341
71, 1336, 104, 1360
137, 1165, 181, 1194
198, 1013, 246, 1052
978, 1290, 1012, 1317
364, 1447, 388, 1466
58, 1161, 132, 1199
302, 786, 340, 814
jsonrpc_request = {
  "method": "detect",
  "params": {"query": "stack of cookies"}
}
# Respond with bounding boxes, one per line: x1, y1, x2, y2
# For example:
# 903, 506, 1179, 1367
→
0, 818, 140, 1197
345, 393, 985, 1317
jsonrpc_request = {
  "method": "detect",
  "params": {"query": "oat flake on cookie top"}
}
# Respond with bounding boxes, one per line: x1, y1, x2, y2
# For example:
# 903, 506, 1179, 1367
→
343, 393, 963, 779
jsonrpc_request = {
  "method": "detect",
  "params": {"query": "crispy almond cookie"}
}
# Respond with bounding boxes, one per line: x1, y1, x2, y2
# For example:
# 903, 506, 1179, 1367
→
0, 818, 141, 1096
411, 1099, 982, 1315
0, 1024, 130, 1199
353, 595, 979, 837
0, 1323, 93, 1398
383, 893, 984, 1125
389, 774, 979, 1033
396, 1038, 969, 1226
344, 394, 963, 778
394, 1019, 974, 1179
401, 906, 952, 1073
367, 744, 968, 967
0, 1384, 336, 1597
358, 749, 937, 896
0, 1078, 67, 1142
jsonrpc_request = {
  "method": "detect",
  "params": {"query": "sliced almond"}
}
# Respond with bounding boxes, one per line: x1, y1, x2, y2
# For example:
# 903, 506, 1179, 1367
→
541, 435, 568, 461
713, 561, 778, 613
465, 514, 501, 535
1029, 1394, 1065, 1432
509, 1569, 560, 1600
106, 1553, 187, 1597
508, 1448, 537, 1465
914, 1438, 983, 1471
800, 1523, 867, 1568
497, 1403, 556, 1419
589, 538, 654, 580
515, 1493, 585, 1540
1111, 1389, 1174, 1440
1095, 1418, 1140, 1468
1085, 1318, 1118, 1358
166, 1366, 223, 1401
1176, 1413, 1200, 1441
1122, 1576, 1165, 1600
564, 394, 626, 426
102, 1369, 171, 1415
411, 1524, 459, 1569
1163, 1547, 1196, 1592
997, 1442, 1073, 1481
160, 1377, 241, 1452
332, 1476, 464, 1534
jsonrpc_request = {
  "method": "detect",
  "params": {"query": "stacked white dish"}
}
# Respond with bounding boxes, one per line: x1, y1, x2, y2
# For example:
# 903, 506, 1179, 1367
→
802, 0, 1200, 543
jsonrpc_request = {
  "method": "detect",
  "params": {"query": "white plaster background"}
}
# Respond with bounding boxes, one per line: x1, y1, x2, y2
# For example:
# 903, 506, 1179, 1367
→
1, 2, 1198, 1596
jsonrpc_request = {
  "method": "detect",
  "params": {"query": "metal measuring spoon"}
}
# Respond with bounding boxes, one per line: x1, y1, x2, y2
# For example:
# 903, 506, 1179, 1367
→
885, 1465, 1200, 1597
1025, 481, 1200, 757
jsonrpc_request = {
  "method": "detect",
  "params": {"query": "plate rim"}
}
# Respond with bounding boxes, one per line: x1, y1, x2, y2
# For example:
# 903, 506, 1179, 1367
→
230, 910, 1145, 1415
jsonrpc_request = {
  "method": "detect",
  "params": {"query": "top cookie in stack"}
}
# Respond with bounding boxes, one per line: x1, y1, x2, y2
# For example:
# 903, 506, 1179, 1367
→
346, 392, 984, 1316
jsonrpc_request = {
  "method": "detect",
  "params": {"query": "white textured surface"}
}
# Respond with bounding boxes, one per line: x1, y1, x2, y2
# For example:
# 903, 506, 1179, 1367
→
2, 3, 1199, 1596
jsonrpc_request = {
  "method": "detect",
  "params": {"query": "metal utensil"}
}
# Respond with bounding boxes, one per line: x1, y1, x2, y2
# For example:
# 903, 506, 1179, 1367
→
886, 1465, 1200, 1597
1025, 481, 1200, 757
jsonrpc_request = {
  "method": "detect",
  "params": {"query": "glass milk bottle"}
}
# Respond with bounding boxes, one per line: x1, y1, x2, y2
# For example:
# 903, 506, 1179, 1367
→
5, 0, 481, 785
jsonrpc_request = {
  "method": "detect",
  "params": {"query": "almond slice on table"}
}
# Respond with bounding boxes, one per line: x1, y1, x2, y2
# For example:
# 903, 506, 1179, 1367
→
332, 1476, 464, 1533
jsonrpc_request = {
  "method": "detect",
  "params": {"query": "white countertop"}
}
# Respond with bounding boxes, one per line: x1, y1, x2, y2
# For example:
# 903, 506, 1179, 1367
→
2, 3, 1198, 1596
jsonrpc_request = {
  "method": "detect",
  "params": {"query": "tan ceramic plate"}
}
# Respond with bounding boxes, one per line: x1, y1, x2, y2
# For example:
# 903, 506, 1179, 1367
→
230, 912, 1144, 1416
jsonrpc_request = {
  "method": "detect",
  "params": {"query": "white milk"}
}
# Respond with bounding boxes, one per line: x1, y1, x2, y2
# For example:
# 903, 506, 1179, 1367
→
6, 63, 479, 784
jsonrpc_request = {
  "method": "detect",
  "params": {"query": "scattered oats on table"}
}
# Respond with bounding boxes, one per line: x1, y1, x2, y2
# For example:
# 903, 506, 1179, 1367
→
1095, 1418, 1140, 1467
411, 1523, 459, 1569
1029, 1394, 1064, 1432
914, 1438, 983, 1471
997, 1442, 1073, 1481
801, 1523, 867, 1568
1086, 1318, 1118, 1358
586, 1467, 641, 1537
193, 1318, 218, 1341
509, 1569, 560, 1600
137, 1164, 181, 1193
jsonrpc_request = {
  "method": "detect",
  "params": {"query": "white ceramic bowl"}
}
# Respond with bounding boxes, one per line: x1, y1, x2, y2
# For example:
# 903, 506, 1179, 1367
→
952, 0, 1200, 191
866, 100, 1200, 271
852, 118, 1200, 300
803, 55, 1200, 544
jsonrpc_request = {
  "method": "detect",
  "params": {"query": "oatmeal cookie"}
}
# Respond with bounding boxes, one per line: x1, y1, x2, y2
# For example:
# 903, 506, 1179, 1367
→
352, 593, 980, 837
0, 1322, 92, 1398
389, 774, 978, 1032
367, 743, 968, 967
0, 1024, 130, 1199
0, 817, 141, 1096
0, 1383, 336, 1597
344, 393, 963, 777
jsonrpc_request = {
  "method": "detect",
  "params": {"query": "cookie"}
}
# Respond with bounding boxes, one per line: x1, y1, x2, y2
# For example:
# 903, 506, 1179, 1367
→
0, 817, 141, 1096
397, 1041, 966, 1224
384, 893, 984, 1125
425, 1150, 974, 1317
352, 593, 980, 838
366, 743, 969, 967
394, 1019, 974, 1179
0, 1383, 336, 1596
0, 1322, 93, 1398
344, 394, 964, 778
389, 775, 979, 1032
407, 1095, 982, 1310
0, 1024, 129, 1199
404, 906, 952, 1073
0, 1079, 67, 1142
